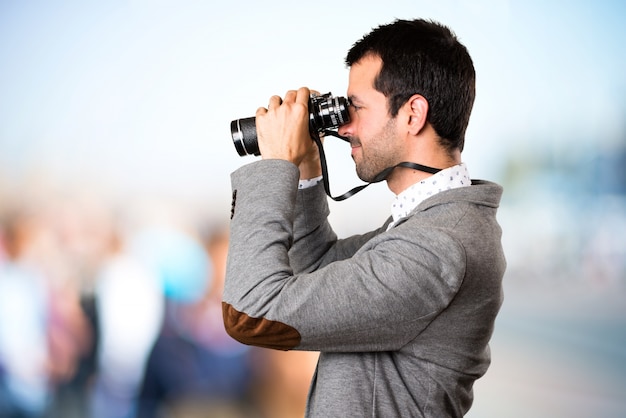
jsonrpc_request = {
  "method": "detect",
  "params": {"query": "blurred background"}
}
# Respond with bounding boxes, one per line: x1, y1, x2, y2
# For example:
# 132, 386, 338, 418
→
0, 0, 624, 417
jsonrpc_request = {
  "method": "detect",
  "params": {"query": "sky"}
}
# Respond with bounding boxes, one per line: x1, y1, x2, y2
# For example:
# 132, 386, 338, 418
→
1, 1, 624, 221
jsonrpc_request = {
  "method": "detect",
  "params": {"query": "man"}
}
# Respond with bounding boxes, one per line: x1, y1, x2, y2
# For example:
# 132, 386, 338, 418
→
223, 18, 506, 417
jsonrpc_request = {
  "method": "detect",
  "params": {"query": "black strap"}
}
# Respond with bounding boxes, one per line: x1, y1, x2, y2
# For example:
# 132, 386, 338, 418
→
312, 131, 367, 201
313, 130, 442, 201
394, 162, 442, 175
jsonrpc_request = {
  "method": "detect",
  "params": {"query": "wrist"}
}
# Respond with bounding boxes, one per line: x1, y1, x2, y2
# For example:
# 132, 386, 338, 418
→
299, 161, 322, 180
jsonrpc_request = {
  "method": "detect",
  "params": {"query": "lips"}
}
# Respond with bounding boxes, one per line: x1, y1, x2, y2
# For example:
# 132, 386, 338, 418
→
347, 137, 361, 157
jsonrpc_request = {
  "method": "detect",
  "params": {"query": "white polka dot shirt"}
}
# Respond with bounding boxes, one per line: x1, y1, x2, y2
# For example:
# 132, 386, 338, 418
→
387, 163, 471, 230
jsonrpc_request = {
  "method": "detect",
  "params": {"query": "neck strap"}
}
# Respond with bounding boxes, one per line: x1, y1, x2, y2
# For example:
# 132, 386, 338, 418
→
314, 131, 442, 201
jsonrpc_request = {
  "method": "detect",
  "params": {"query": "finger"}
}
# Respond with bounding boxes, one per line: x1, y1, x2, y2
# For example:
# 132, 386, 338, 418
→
296, 87, 311, 105
268, 95, 283, 108
283, 90, 297, 103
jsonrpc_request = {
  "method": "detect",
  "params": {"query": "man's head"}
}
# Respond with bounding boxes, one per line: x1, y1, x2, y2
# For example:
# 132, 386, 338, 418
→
345, 19, 475, 153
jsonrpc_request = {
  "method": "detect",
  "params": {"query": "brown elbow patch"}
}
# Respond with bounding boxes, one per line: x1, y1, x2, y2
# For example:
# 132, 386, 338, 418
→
222, 302, 301, 350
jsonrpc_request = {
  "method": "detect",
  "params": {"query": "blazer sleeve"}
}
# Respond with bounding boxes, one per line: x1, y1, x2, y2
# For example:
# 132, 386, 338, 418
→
287, 175, 384, 274
222, 159, 466, 352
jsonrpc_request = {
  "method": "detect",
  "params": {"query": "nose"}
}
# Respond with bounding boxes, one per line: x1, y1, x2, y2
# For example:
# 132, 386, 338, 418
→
338, 107, 356, 137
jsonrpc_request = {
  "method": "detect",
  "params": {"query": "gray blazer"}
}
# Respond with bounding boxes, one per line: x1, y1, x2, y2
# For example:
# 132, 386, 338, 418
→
223, 159, 506, 417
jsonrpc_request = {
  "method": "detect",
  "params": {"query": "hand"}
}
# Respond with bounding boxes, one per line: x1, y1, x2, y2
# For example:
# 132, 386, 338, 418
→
297, 133, 323, 180
255, 87, 316, 168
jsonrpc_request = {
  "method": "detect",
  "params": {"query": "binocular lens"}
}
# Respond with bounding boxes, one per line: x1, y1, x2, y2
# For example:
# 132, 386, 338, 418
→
231, 117, 259, 156
230, 93, 350, 157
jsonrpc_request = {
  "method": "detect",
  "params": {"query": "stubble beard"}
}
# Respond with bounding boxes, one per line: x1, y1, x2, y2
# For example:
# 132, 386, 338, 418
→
353, 117, 400, 183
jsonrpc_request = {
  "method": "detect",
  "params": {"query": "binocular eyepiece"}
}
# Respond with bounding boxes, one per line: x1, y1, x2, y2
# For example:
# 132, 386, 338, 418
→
230, 92, 350, 157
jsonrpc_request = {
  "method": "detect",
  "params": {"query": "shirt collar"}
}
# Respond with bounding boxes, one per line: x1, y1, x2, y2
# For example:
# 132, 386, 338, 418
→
388, 163, 471, 229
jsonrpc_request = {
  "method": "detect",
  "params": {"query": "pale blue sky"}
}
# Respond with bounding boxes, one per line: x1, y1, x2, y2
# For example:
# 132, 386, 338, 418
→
0, 0, 624, 211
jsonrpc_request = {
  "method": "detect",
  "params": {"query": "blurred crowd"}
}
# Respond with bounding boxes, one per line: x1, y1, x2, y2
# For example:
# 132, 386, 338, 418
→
1, 147, 623, 418
0, 191, 318, 418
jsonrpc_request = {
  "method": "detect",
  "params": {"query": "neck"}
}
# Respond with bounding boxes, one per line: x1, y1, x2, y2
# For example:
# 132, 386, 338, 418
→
387, 149, 461, 194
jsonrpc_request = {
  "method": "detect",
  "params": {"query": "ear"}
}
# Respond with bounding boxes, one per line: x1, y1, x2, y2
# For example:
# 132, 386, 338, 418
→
405, 94, 429, 136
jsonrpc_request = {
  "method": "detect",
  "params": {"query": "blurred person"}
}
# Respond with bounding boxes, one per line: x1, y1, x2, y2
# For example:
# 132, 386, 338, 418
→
44, 278, 94, 418
90, 224, 164, 418
223, 19, 506, 417
0, 210, 51, 417
0, 201, 97, 418
33, 196, 106, 418
137, 226, 255, 418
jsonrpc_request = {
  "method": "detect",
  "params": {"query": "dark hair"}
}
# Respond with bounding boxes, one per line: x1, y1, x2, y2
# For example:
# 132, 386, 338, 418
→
345, 19, 475, 152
